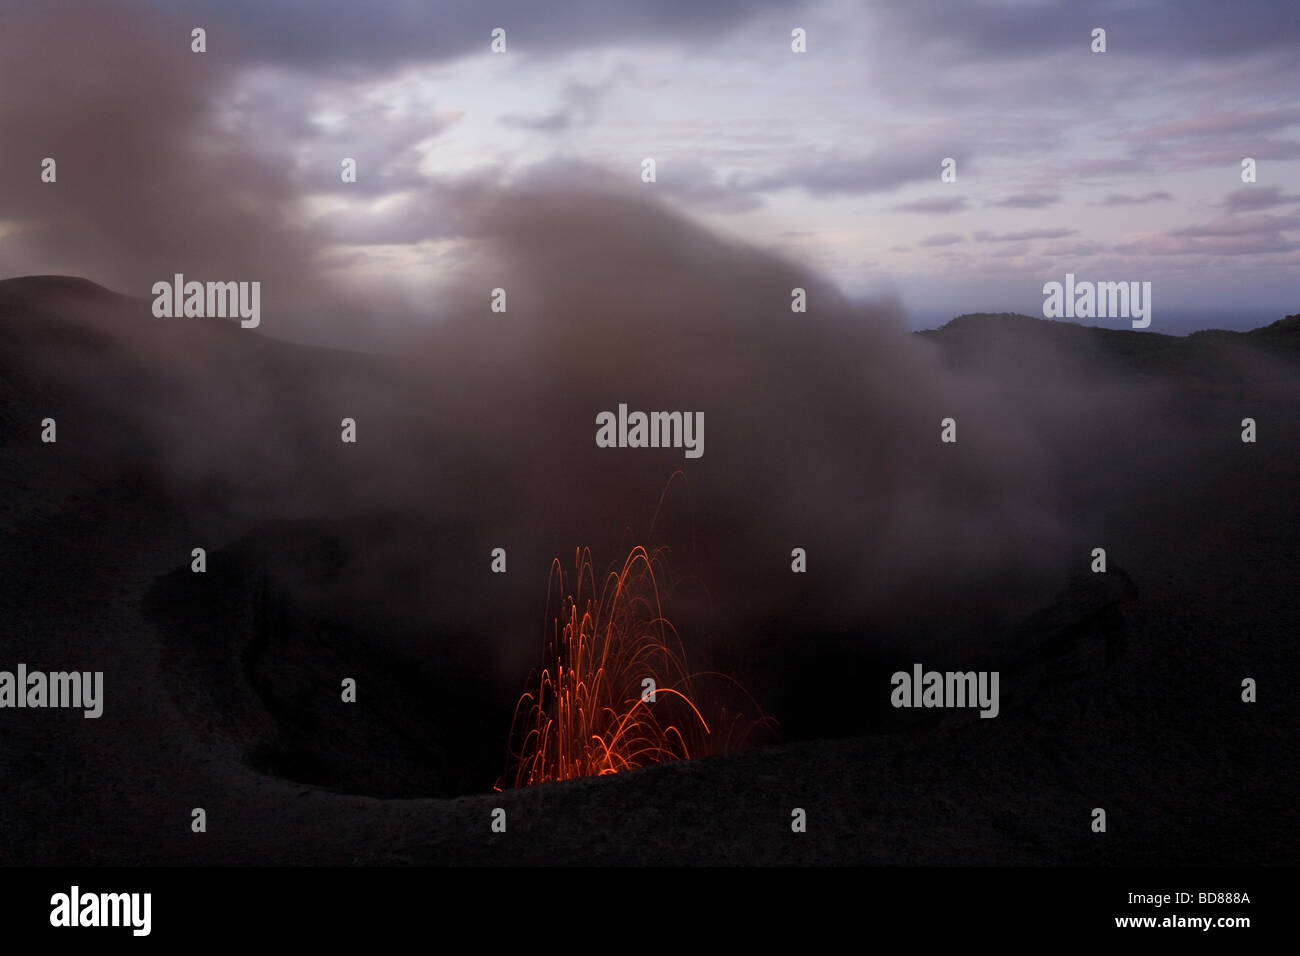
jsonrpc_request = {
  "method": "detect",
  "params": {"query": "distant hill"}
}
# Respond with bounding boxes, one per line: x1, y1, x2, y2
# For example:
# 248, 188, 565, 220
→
1192, 312, 1300, 352
917, 310, 1300, 384
2, 275, 1295, 385
0, 275, 133, 307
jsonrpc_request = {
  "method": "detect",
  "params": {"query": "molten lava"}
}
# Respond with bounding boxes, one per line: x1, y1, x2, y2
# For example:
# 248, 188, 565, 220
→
500, 545, 764, 788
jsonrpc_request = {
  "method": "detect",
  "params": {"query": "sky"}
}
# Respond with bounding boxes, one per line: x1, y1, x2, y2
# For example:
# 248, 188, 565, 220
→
4, 0, 1299, 333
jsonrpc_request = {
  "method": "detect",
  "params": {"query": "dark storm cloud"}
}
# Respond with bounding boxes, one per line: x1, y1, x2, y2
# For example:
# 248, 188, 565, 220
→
132, 0, 811, 69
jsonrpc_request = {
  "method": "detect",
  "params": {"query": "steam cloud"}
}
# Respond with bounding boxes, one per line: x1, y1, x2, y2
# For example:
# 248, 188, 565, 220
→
1, 0, 1113, 736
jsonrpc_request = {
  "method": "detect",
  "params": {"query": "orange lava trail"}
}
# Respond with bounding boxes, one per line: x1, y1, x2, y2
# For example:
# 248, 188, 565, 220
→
500, 545, 759, 788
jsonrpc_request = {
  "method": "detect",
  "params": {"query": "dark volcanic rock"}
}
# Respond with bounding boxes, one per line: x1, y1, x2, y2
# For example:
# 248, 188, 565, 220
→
145, 516, 513, 799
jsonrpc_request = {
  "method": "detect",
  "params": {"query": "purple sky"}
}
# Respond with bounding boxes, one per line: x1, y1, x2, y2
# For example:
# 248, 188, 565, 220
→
3, 0, 1297, 333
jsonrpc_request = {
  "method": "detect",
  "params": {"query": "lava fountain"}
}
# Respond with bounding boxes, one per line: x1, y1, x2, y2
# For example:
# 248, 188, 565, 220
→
499, 544, 769, 788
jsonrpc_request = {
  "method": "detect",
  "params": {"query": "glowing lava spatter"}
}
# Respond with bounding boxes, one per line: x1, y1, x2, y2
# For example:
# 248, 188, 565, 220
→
500, 545, 763, 788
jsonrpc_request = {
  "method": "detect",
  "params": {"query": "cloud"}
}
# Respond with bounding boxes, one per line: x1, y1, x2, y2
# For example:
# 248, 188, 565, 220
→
1095, 191, 1174, 206
1062, 157, 1150, 177
8, 0, 1299, 332
988, 192, 1060, 209
989, 243, 1031, 258
0, 4, 305, 296
1170, 213, 1300, 238
200, 66, 465, 201
0, 0, 462, 346
310, 169, 509, 246
153, 0, 814, 70
1116, 234, 1300, 256
973, 228, 1077, 243
1135, 138, 1300, 171
501, 110, 572, 133
745, 154, 916, 196
641, 157, 765, 214
347, 177, 1091, 683
919, 233, 964, 247
1042, 240, 1108, 257
876, 0, 1300, 66
1113, 107, 1300, 144
1223, 186, 1300, 211
893, 197, 969, 215
498, 76, 615, 135
0, 3, 1091, 670
742, 131, 971, 197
